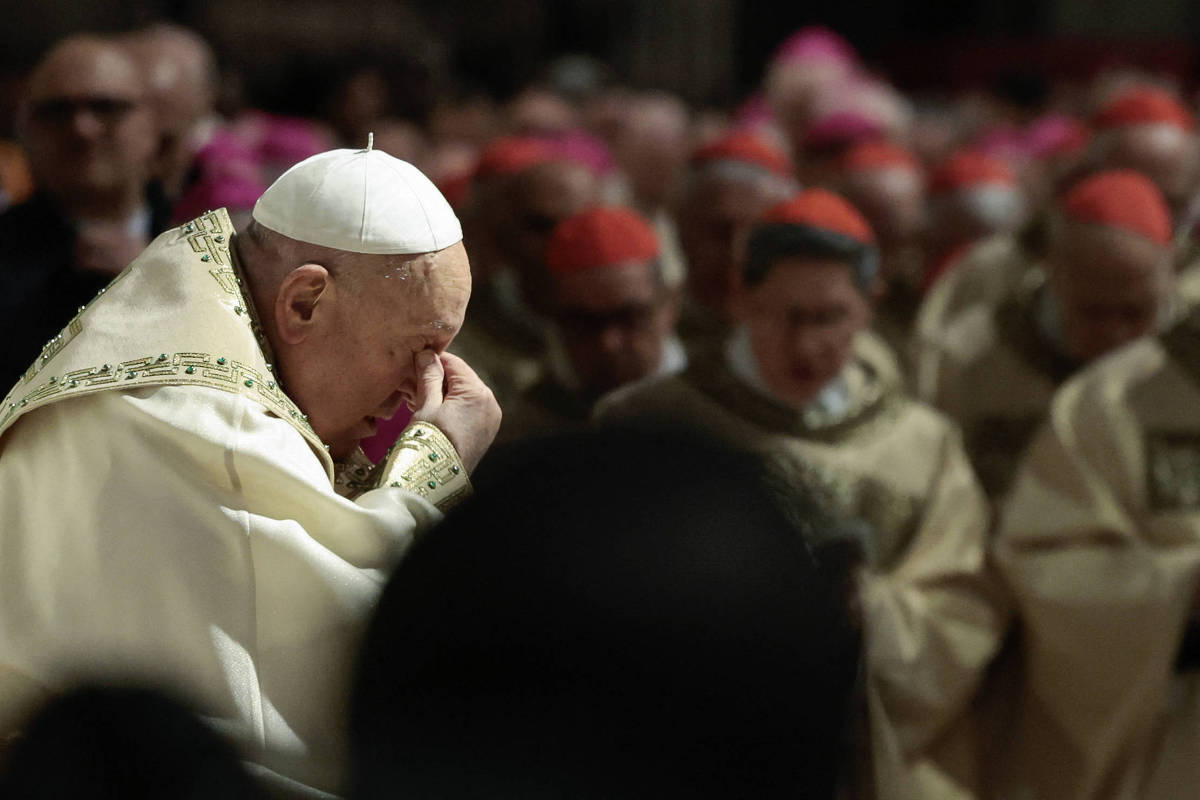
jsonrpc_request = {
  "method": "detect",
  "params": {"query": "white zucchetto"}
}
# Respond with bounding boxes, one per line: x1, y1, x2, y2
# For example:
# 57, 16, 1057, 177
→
251, 144, 462, 255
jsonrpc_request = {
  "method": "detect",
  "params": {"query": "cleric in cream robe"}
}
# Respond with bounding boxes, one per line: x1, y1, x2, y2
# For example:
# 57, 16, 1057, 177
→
598, 189, 1007, 800
927, 170, 1176, 504
497, 206, 687, 444
0, 141, 501, 796
989, 304, 1200, 800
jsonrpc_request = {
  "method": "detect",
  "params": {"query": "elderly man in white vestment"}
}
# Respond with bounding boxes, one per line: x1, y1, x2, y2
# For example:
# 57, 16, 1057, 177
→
0, 143, 501, 796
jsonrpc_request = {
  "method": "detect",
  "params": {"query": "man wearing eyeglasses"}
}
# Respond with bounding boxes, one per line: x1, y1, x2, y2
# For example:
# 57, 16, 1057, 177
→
495, 206, 684, 444
0, 34, 170, 391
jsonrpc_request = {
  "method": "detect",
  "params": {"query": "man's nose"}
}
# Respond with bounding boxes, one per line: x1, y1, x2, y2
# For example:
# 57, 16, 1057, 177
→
70, 108, 105, 140
598, 323, 628, 356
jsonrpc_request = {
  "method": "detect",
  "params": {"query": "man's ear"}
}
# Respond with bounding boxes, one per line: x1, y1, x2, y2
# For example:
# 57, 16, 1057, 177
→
275, 263, 331, 345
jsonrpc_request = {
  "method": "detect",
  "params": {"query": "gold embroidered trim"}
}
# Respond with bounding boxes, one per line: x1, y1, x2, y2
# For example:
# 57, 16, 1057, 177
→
1, 351, 311, 434
0, 209, 326, 471
372, 422, 472, 512
1145, 431, 1200, 513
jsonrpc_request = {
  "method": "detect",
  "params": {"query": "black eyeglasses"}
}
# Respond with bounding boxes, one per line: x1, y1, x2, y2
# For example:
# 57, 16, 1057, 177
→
29, 96, 140, 126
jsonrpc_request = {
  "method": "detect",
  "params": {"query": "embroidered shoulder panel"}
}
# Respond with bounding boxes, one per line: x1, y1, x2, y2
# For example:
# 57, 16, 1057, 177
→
1145, 430, 1200, 513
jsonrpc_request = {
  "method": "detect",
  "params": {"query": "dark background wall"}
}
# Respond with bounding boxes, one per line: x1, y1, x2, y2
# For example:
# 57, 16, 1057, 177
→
4, 0, 1199, 127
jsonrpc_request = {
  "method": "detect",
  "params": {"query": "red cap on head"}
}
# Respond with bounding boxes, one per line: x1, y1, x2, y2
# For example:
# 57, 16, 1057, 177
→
761, 189, 875, 244
929, 150, 1016, 194
690, 131, 793, 178
1094, 87, 1196, 132
835, 140, 920, 174
545, 207, 660, 275
1061, 169, 1172, 244
473, 136, 560, 181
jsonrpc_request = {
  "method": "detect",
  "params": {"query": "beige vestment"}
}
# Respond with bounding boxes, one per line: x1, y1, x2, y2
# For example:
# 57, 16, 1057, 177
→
928, 287, 1077, 503
0, 209, 470, 796
598, 351, 1006, 800
915, 234, 1041, 399
988, 311, 1200, 800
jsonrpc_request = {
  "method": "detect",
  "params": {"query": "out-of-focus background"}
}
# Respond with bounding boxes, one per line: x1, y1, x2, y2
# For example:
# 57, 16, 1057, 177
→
4, 0, 1199, 135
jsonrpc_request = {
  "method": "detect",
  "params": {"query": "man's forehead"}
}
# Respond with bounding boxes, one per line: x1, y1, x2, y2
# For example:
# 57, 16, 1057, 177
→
557, 260, 659, 301
30, 42, 144, 100
380, 242, 470, 279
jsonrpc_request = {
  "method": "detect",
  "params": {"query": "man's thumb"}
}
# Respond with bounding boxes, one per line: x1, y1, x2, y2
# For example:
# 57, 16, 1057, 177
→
412, 350, 445, 418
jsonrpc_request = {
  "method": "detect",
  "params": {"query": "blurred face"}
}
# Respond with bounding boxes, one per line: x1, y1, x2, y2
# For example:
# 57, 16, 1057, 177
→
736, 257, 871, 406
503, 161, 597, 311
928, 185, 1026, 249
1100, 125, 1200, 213
678, 169, 791, 319
23, 39, 157, 206
554, 260, 675, 399
841, 168, 925, 252
131, 38, 215, 197
614, 98, 690, 209
280, 243, 472, 459
1049, 224, 1171, 362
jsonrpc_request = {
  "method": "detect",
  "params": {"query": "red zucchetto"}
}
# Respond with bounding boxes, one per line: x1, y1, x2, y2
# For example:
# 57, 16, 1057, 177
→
928, 150, 1015, 194
745, 190, 878, 292
760, 189, 875, 244
690, 131, 793, 178
545, 207, 660, 275
1094, 87, 1196, 132
1061, 169, 1172, 245
473, 136, 561, 181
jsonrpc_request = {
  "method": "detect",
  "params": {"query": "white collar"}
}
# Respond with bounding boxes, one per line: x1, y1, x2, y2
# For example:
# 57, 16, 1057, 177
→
724, 325, 852, 420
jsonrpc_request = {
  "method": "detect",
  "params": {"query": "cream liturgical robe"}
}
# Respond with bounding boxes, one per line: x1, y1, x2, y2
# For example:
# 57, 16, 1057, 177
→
927, 286, 1077, 504
990, 310, 1200, 800
914, 234, 1040, 400
0, 209, 471, 796
597, 345, 1007, 800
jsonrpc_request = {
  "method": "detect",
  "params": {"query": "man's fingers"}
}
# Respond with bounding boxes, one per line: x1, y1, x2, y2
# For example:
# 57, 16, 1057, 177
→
438, 351, 483, 392
412, 350, 445, 417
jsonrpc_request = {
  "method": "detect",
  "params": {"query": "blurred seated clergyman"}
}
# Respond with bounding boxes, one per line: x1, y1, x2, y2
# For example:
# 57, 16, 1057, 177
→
497, 206, 684, 444
597, 188, 1007, 799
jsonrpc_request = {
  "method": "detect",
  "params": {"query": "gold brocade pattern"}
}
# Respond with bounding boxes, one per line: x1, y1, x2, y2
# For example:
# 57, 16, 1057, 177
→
1145, 431, 1200, 513
0, 209, 328, 476
372, 422, 472, 510
2, 353, 308, 432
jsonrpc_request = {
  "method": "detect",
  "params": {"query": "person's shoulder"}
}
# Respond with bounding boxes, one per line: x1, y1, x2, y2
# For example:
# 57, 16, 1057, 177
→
934, 300, 1001, 367
872, 389, 965, 447
1045, 336, 1168, 443
594, 372, 700, 422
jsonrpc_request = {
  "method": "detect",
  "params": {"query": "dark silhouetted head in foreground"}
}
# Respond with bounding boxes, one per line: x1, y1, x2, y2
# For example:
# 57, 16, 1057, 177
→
0, 684, 261, 799
350, 428, 859, 799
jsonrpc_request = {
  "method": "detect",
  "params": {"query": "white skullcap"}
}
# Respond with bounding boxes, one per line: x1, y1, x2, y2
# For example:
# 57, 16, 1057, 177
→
252, 144, 462, 255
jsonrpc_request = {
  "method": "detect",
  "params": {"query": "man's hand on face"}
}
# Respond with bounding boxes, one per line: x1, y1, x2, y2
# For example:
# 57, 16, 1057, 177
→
411, 350, 501, 472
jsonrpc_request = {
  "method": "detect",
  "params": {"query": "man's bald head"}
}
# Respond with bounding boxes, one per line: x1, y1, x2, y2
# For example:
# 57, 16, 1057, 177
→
21, 35, 157, 218
677, 162, 793, 319
614, 92, 690, 210
498, 159, 598, 313
123, 24, 218, 116
1089, 125, 1200, 214
1048, 219, 1173, 361
838, 167, 925, 249
121, 24, 219, 196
